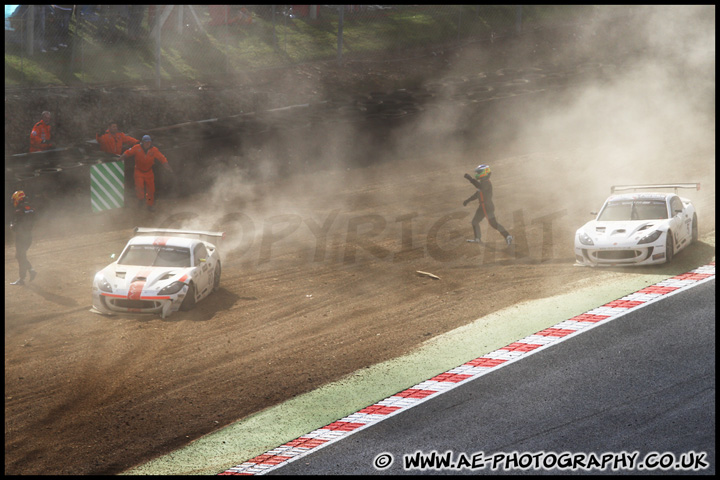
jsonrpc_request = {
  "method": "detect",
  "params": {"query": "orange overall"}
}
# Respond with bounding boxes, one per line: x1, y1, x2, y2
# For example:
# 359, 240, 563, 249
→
96, 130, 138, 155
123, 144, 169, 206
29, 119, 52, 152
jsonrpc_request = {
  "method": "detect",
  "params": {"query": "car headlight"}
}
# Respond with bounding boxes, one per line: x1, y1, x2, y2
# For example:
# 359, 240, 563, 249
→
158, 281, 186, 295
95, 275, 113, 293
637, 230, 662, 245
577, 231, 594, 246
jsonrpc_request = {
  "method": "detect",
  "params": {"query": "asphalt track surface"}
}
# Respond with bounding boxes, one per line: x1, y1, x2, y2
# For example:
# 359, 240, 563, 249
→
126, 266, 715, 475
269, 277, 716, 475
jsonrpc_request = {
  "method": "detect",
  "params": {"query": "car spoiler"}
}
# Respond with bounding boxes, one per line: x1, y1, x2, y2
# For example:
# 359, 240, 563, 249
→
611, 183, 700, 193
133, 227, 225, 242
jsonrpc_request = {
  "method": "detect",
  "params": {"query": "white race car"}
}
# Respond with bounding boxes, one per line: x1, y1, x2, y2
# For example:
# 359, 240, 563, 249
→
574, 184, 700, 267
92, 227, 224, 318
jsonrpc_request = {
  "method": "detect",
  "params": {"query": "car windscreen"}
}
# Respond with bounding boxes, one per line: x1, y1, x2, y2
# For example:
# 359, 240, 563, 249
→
118, 245, 191, 267
597, 199, 668, 221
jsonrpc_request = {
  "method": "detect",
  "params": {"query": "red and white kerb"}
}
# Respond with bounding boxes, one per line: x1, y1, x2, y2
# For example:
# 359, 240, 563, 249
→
219, 263, 715, 475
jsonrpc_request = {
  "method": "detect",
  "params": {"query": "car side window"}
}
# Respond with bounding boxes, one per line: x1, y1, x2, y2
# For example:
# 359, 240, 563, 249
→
670, 197, 683, 216
193, 244, 209, 266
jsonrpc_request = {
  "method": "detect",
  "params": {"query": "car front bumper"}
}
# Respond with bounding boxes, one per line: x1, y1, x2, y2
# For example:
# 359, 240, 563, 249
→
92, 285, 188, 318
574, 243, 667, 267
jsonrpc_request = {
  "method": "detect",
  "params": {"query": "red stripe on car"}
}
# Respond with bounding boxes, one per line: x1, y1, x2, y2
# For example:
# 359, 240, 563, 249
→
128, 281, 145, 300
101, 293, 126, 298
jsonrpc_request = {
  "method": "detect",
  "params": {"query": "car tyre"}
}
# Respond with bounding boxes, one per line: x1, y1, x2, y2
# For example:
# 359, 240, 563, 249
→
691, 214, 698, 243
665, 231, 674, 264
180, 282, 196, 311
213, 262, 221, 292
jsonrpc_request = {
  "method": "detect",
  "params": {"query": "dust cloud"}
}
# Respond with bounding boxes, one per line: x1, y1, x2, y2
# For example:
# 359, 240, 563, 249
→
176, 5, 714, 265
474, 5, 714, 207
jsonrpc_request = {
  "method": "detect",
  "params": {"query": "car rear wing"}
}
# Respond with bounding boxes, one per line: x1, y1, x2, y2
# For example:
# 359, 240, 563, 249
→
611, 183, 700, 194
133, 227, 225, 244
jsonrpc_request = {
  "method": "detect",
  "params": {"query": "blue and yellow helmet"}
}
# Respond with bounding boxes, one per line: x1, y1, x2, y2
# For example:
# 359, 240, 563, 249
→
474, 164, 491, 179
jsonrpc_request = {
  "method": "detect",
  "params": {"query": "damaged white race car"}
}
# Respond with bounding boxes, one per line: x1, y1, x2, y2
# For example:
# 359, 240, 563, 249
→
92, 227, 224, 318
574, 184, 700, 267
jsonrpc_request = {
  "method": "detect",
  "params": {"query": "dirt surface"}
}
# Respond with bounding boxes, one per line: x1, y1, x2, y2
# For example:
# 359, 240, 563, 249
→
4, 14, 716, 475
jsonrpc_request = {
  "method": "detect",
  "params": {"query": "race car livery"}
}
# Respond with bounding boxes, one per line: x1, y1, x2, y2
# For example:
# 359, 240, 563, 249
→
92, 227, 224, 318
574, 184, 699, 267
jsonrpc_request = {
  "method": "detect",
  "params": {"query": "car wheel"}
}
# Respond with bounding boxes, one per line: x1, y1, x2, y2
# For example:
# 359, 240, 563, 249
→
180, 282, 196, 311
213, 262, 221, 292
692, 214, 698, 243
665, 231, 674, 264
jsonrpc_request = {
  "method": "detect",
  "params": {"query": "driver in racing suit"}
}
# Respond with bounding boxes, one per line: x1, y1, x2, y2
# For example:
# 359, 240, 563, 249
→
463, 164, 513, 246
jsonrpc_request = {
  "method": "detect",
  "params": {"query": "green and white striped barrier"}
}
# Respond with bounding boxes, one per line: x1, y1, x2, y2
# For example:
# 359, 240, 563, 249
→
90, 160, 125, 212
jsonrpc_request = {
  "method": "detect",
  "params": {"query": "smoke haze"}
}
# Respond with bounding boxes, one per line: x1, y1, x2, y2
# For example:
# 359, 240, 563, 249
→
165, 5, 714, 264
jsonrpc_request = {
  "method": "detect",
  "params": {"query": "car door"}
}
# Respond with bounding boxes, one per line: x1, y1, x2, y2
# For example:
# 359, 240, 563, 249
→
668, 196, 689, 247
678, 197, 694, 245
192, 243, 212, 297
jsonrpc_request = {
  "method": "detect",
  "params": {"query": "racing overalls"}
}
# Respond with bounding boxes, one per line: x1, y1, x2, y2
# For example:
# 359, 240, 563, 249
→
463, 175, 511, 242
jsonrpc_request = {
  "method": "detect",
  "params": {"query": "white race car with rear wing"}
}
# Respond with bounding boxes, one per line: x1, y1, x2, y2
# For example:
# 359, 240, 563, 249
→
574, 184, 700, 267
92, 227, 224, 318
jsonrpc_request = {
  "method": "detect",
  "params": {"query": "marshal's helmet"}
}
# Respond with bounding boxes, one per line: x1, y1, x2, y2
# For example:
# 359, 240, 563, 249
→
474, 164, 491, 180
12, 190, 26, 207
